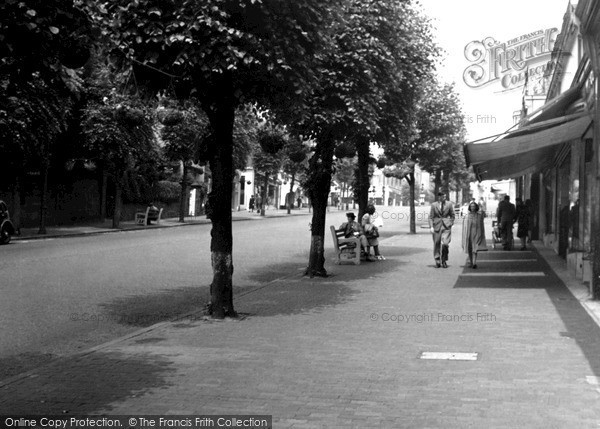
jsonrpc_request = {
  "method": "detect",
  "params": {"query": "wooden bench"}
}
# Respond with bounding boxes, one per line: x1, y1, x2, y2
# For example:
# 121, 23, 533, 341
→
330, 225, 360, 265
135, 207, 163, 225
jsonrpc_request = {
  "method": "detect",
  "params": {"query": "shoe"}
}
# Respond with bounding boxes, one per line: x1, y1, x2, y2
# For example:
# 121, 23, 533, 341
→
435, 261, 441, 268
442, 261, 448, 268
472, 264, 477, 269
376, 255, 385, 260
366, 255, 376, 262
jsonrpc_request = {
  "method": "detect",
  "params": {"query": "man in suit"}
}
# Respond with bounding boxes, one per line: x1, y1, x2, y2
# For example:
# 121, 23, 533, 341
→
429, 190, 455, 268
496, 194, 516, 250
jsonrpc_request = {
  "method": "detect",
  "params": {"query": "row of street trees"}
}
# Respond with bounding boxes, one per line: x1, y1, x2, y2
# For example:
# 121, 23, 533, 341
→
1, 0, 468, 318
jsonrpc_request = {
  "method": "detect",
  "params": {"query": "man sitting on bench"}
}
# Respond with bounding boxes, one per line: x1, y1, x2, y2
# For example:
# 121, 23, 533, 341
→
146, 202, 160, 225
339, 212, 368, 255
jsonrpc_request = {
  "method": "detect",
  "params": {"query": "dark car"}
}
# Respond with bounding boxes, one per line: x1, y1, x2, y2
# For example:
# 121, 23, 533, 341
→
0, 200, 16, 244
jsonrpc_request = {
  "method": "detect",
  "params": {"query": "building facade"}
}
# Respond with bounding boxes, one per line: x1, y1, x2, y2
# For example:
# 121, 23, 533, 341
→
465, 1, 600, 298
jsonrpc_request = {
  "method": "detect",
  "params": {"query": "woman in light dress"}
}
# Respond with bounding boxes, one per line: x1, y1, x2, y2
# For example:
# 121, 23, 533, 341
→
461, 201, 487, 268
361, 204, 384, 261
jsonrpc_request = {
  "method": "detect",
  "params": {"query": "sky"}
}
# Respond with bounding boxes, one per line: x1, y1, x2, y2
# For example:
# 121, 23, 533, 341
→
417, 0, 572, 141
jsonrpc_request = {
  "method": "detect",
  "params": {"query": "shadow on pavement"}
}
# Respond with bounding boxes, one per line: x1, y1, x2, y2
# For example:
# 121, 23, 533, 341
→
95, 241, 427, 323
237, 246, 424, 318
0, 351, 175, 414
452, 247, 600, 381
0, 352, 56, 381
236, 280, 357, 318
98, 286, 210, 327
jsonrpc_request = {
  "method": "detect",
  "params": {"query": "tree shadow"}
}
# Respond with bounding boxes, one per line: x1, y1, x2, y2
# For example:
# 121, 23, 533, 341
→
237, 245, 424, 318
0, 352, 56, 381
0, 351, 175, 414
98, 286, 210, 327
95, 244, 425, 323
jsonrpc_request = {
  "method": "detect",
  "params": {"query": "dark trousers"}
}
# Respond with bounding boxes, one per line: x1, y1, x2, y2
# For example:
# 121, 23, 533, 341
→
499, 220, 513, 249
432, 228, 452, 262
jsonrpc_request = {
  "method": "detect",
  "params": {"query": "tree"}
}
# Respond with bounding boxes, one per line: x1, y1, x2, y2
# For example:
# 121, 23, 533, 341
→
159, 99, 209, 222
0, 0, 92, 232
383, 161, 418, 230
352, 1, 438, 222
301, 0, 437, 276
253, 125, 287, 216
80, 0, 337, 318
0, 78, 74, 233
282, 139, 309, 214
81, 64, 159, 228
386, 81, 466, 233
333, 157, 356, 210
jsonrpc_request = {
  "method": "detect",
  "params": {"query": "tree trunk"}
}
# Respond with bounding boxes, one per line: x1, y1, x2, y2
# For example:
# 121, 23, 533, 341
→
434, 169, 442, 196
356, 137, 370, 220
38, 162, 49, 235
443, 169, 451, 192
206, 81, 236, 318
112, 177, 123, 229
305, 134, 335, 277
407, 170, 416, 234
12, 176, 22, 234
179, 162, 188, 222
287, 173, 296, 214
261, 173, 269, 216
307, 199, 328, 277
100, 168, 107, 220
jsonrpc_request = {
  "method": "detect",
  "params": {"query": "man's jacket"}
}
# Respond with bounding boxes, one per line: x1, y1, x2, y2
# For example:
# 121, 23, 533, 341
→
429, 201, 455, 232
496, 200, 516, 222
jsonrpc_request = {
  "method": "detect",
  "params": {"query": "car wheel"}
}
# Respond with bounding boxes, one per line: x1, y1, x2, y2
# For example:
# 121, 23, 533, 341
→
0, 227, 11, 244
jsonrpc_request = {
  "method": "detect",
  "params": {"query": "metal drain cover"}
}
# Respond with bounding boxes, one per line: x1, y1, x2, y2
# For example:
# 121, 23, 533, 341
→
419, 352, 479, 361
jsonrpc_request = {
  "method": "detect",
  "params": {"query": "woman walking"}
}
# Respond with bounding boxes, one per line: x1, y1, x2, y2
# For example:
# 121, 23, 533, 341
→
462, 201, 487, 268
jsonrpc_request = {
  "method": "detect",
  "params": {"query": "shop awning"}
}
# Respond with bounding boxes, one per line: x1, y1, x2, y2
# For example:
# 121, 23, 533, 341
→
523, 82, 584, 126
465, 112, 592, 181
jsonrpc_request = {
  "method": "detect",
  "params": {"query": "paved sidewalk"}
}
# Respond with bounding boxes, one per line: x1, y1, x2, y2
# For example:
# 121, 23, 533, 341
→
2, 228, 600, 427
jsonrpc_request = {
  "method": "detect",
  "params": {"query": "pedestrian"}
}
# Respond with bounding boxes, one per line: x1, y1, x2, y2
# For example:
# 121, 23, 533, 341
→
496, 195, 516, 250
525, 199, 534, 243
461, 201, 487, 268
256, 194, 262, 213
248, 195, 255, 212
570, 198, 580, 245
361, 204, 384, 261
478, 197, 486, 214
428, 189, 455, 268
146, 202, 159, 225
297, 196, 302, 209
514, 197, 530, 250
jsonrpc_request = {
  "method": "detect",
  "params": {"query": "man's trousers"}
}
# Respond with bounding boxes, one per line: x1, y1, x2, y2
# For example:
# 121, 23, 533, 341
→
432, 228, 452, 262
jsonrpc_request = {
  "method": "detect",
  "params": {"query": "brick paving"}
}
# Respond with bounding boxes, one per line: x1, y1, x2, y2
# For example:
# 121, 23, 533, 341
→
2, 228, 600, 428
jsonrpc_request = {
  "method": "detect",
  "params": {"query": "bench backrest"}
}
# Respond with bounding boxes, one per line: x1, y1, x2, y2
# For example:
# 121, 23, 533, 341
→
330, 225, 346, 252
